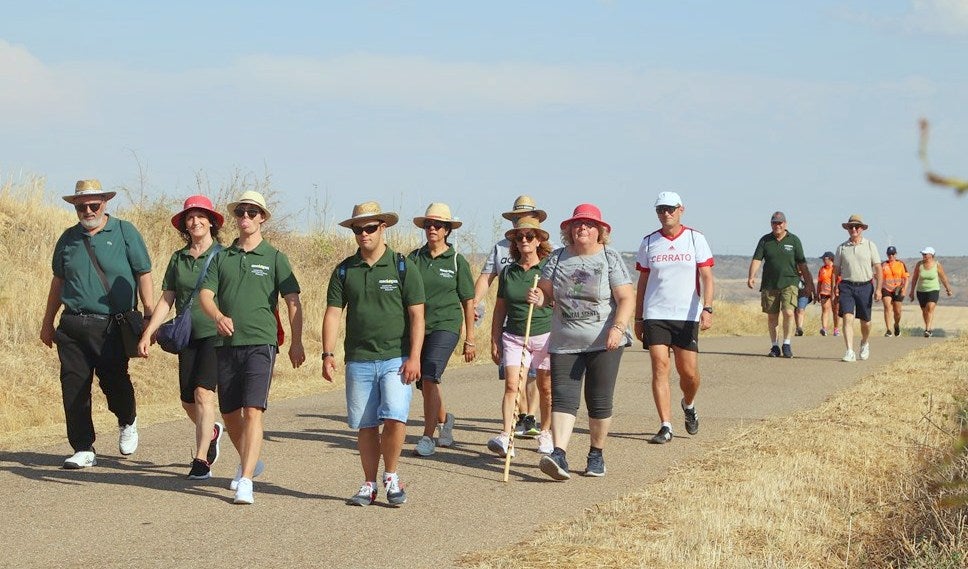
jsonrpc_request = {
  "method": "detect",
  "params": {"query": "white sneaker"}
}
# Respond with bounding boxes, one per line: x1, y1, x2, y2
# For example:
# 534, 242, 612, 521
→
63, 450, 97, 469
233, 477, 254, 504
859, 343, 870, 361
536, 430, 554, 454
414, 435, 436, 457
437, 413, 456, 447
842, 349, 856, 362
230, 459, 265, 490
119, 418, 138, 455
486, 433, 515, 458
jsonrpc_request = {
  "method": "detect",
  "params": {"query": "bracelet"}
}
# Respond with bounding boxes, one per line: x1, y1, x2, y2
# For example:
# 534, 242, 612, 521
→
611, 324, 625, 332
321, 352, 335, 360
464, 341, 475, 347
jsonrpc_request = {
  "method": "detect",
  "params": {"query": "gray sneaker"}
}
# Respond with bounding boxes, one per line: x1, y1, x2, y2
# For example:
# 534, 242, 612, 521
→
348, 482, 376, 506
682, 399, 699, 435
539, 448, 570, 480
384, 476, 407, 506
583, 452, 606, 477
414, 435, 436, 457
437, 413, 456, 447
649, 425, 673, 444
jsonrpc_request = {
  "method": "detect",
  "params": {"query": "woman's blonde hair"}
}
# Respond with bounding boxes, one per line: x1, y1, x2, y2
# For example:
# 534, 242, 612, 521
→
509, 237, 553, 262
560, 222, 611, 246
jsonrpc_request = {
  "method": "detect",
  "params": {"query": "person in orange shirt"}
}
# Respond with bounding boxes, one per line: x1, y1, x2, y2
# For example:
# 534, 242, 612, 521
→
880, 246, 909, 337
816, 252, 840, 336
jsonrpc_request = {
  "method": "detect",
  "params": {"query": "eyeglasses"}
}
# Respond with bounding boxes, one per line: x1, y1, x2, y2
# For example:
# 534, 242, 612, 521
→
423, 220, 449, 231
655, 206, 678, 215
74, 202, 102, 213
351, 224, 381, 236
571, 220, 598, 230
514, 232, 538, 242
846, 225, 863, 231
771, 220, 784, 226
234, 207, 263, 219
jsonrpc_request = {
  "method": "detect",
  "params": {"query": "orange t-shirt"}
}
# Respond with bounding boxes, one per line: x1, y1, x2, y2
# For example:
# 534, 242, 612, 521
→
881, 260, 909, 292
817, 265, 835, 296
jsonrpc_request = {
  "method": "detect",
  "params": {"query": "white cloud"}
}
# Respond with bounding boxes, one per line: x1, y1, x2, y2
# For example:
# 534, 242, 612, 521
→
910, 0, 968, 34
0, 39, 88, 124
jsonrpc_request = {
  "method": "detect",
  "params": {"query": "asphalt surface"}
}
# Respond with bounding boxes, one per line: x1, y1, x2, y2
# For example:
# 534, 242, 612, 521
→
0, 335, 930, 569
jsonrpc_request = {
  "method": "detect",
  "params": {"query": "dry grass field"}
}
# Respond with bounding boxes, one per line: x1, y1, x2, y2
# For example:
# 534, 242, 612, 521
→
4, 176, 967, 567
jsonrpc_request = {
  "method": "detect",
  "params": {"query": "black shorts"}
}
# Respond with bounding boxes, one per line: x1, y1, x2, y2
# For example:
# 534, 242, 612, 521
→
838, 281, 874, 322
418, 330, 459, 386
882, 289, 904, 302
178, 336, 218, 403
216, 345, 276, 414
643, 319, 699, 352
917, 290, 940, 308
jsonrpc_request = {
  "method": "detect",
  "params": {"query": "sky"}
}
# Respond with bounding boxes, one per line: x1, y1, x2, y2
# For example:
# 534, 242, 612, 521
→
2, 1, 967, 257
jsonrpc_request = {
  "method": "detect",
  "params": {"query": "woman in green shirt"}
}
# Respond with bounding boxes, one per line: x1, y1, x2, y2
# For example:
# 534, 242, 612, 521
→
908, 246, 953, 337
139, 196, 225, 480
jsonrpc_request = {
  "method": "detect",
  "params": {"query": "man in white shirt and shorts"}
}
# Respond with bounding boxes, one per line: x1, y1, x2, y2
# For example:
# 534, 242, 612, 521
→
634, 191, 715, 444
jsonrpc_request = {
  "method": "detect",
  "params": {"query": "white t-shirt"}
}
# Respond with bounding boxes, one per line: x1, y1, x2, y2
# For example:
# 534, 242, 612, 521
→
636, 226, 714, 322
481, 238, 513, 275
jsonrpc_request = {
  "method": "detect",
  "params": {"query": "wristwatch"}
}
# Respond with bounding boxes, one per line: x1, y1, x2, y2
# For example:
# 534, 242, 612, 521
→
702, 306, 714, 314
321, 352, 335, 360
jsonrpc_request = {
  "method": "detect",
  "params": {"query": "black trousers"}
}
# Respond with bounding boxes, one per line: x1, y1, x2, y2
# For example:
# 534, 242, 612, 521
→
55, 314, 137, 452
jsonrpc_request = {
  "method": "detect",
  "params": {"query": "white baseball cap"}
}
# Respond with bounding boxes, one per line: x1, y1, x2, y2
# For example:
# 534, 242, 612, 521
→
920, 246, 936, 256
654, 191, 682, 207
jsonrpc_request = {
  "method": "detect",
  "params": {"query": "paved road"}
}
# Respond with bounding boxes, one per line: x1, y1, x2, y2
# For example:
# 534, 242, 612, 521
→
0, 336, 929, 569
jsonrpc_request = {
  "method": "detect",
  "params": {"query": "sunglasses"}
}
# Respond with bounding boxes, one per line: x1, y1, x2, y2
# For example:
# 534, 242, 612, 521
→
74, 202, 102, 214
351, 224, 381, 236
423, 220, 449, 231
514, 232, 538, 242
771, 220, 784, 225
234, 207, 263, 219
655, 205, 678, 215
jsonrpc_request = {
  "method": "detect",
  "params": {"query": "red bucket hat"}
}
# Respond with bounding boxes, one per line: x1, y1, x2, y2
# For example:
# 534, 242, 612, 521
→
171, 195, 224, 230
559, 203, 611, 233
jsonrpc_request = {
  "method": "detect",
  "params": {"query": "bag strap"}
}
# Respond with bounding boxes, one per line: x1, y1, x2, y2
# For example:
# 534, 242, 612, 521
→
82, 237, 112, 298
182, 244, 221, 311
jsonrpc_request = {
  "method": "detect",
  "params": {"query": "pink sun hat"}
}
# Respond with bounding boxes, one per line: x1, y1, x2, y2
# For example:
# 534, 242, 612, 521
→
559, 203, 611, 233
171, 195, 224, 230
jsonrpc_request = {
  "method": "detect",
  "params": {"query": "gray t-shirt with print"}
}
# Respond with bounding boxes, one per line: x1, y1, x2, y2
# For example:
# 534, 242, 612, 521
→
541, 246, 632, 354
481, 238, 513, 275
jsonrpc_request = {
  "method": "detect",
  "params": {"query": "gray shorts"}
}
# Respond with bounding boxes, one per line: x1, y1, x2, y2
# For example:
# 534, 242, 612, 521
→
216, 345, 276, 413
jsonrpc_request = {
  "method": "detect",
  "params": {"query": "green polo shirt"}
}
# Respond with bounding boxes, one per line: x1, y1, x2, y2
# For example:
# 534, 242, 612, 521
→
497, 260, 552, 336
326, 247, 426, 361
52, 216, 152, 315
161, 243, 221, 340
201, 239, 300, 347
409, 245, 474, 334
752, 231, 806, 291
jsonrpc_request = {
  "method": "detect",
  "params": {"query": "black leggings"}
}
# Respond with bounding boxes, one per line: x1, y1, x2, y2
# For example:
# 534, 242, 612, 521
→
550, 348, 624, 420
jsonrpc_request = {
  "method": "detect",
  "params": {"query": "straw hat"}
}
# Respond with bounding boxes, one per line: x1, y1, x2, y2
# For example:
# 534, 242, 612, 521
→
841, 214, 868, 230
338, 201, 399, 228
63, 179, 116, 203
560, 203, 611, 232
502, 195, 547, 222
227, 191, 271, 220
504, 216, 549, 242
171, 195, 224, 230
413, 202, 462, 229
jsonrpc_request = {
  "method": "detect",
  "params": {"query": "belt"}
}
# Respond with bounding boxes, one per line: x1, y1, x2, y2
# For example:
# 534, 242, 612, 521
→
63, 312, 110, 320
842, 280, 871, 286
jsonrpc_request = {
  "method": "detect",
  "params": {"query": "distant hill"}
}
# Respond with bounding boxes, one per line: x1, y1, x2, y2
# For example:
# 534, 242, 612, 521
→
620, 253, 968, 306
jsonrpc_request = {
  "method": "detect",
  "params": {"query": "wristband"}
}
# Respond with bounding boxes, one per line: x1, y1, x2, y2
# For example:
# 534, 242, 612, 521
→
321, 352, 334, 360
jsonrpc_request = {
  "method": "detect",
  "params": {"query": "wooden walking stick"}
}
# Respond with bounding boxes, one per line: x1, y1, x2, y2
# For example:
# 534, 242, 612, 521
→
504, 275, 540, 482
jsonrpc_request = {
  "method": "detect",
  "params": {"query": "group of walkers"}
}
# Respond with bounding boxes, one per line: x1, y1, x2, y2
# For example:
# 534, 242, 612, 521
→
747, 212, 954, 363
39, 179, 951, 508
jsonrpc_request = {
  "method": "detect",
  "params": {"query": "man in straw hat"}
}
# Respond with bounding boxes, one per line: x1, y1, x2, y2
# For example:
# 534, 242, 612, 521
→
322, 201, 425, 506
199, 190, 306, 504
833, 214, 881, 362
473, 195, 548, 436
40, 179, 155, 469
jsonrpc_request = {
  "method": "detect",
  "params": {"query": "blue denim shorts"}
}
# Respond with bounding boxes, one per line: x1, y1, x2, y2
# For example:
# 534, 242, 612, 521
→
345, 357, 412, 429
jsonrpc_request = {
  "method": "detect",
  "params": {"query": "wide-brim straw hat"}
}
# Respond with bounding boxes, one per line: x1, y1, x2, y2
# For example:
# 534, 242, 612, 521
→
505, 216, 549, 242
338, 201, 399, 228
63, 179, 116, 203
502, 195, 547, 222
560, 203, 611, 233
171, 195, 224, 230
413, 202, 462, 229
227, 191, 271, 221
841, 214, 868, 230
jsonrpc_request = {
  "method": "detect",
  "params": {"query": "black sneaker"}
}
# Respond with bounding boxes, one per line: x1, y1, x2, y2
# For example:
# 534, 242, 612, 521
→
768, 345, 781, 357
539, 448, 570, 480
781, 344, 793, 358
895, 324, 901, 337
682, 399, 699, 435
583, 452, 606, 477
521, 415, 540, 438
187, 458, 211, 480
206, 422, 224, 466
513, 414, 526, 436
649, 426, 672, 444
795, 327, 804, 337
